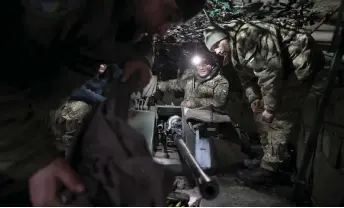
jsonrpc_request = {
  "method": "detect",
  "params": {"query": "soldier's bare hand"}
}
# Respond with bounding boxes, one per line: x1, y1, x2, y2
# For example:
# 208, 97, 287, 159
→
262, 110, 274, 123
250, 99, 263, 113
182, 100, 196, 108
122, 59, 152, 90
29, 158, 84, 206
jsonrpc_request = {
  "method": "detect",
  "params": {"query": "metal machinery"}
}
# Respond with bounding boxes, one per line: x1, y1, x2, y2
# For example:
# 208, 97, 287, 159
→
127, 84, 243, 204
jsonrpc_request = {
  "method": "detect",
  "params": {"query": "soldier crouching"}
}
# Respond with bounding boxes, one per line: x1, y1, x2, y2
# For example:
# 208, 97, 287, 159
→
203, 20, 325, 184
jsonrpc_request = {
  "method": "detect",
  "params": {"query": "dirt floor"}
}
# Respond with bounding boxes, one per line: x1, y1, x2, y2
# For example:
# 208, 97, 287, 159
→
200, 176, 292, 206
176, 140, 296, 206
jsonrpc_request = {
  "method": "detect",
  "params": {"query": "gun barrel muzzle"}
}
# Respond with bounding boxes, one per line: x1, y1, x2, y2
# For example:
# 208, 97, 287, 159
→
174, 135, 219, 200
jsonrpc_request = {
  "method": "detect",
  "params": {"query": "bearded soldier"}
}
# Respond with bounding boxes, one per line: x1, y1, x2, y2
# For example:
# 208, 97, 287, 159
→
157, 57, 229, 112
203, 21, 325, 184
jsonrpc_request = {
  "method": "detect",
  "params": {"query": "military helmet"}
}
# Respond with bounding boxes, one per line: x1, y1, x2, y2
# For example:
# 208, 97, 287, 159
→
203, 25, 228, 51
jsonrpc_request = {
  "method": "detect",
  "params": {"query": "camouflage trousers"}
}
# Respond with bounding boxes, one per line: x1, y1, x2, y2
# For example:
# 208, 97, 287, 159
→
254, 73, 319, 172
51, 100, 93, 155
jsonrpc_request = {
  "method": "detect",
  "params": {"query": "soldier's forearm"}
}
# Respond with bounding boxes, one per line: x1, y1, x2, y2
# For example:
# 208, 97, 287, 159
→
158, 80, 183, 92
262, 93, 279, 112
240, 78, 261, 104
245, 86, 261, 104
192, 98, 222, 108
256, 51, 284, 112
260, 74, 283, 112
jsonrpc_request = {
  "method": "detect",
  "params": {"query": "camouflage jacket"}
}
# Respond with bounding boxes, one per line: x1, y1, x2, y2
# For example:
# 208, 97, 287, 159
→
157, 69, 229, 112
219, 20, 324, 112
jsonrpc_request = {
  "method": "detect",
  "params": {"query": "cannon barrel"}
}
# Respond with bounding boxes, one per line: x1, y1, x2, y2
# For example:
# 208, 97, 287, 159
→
174, 135, 219, 200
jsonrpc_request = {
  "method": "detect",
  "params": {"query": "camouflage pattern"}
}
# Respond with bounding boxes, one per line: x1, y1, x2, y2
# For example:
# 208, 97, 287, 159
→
157, 69, 229, 112
51, 100, 92, 154
213, 20, 325, 171
254, 75, 317, 171
1, 0, 154, 182
217, 20, 325, 110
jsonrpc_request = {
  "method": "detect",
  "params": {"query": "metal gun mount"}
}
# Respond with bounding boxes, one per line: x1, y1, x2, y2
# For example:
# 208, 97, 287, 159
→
171, 116, 219, 200
129, 87, 222, 202
159, 115, 219, 200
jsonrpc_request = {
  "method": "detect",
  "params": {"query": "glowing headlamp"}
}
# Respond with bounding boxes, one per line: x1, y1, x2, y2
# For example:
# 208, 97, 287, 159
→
191, 55, 202, 65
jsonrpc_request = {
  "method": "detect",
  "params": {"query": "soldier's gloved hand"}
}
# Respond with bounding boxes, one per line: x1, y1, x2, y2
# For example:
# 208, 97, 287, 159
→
262, 109, 274, 123
250, 99, 264, 113
122, 59, 152, 90
29, 158, 84, 206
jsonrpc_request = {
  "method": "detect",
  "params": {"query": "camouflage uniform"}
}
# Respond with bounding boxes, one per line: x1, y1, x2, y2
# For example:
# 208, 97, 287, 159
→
204, 20, 325, 171
0, 0, 154, 192
157, 68, 229, 113
51, 100, 92, 154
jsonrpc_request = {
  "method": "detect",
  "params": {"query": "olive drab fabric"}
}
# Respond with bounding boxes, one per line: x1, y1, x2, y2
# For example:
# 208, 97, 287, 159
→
204, 20, 325, 171
52, 101, 92, 137
157, 69, 229, 113
1, 0, 154, 188
51, 100, 92, 155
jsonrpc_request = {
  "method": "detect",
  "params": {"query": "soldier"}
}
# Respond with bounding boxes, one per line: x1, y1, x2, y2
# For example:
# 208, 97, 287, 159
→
1, 0, 206, 205
203, 21, 325, 184
157, 57, 229, 112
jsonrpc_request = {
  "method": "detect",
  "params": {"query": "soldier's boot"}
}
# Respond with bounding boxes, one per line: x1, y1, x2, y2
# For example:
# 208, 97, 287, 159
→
243, 158, 261, 169
236, 167, 277, 185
